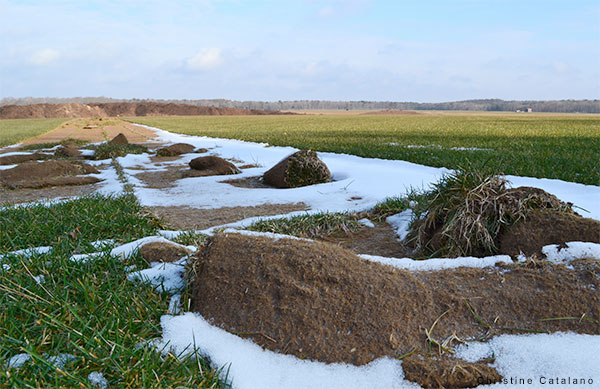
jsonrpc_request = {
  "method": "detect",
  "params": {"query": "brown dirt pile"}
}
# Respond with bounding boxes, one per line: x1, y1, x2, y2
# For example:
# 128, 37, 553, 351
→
0, 102, 291, 119
139, 242, 192, 263
185, 156, 240, 177
0, 103, 105, 119
0, 160, 100, 189
109, 133, 129, 144
263, 150, 331, 188
156, 143, 195, 156
499, 208, 600, 257
363, 109, 422, 115
55, 143, 82, 158
0, 153, 50, 165
191, 233, 599, 369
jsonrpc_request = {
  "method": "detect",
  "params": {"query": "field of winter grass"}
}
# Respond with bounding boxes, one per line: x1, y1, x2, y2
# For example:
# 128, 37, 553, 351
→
129, 113, 600, 185
0, 195, 225, 387
1, 115, 599, 387
0, 118, 69, 148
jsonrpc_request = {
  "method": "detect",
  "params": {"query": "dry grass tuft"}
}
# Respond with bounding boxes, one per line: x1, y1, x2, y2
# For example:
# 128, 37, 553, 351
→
409, 168, 571, 256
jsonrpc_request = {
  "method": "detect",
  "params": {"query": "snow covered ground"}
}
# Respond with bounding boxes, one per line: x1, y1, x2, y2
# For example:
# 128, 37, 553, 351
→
111, 124, 600, 221
4, 124, 600, 388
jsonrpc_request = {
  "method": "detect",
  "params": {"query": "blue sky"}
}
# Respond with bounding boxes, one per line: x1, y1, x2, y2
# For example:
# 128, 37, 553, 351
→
1, 0, 598, 101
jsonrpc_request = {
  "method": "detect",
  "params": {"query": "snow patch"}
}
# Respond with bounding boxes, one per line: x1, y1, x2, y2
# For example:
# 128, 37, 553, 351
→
542, 242, 600, 264
156, 312, 415, 389
360, 253, 513, 271
127, 258, 187, 293
6, 353, 31, 369
358, 218, 375, 228
386, 209, 414, 241
455, 333, 600, 387
88, 372, 108, 389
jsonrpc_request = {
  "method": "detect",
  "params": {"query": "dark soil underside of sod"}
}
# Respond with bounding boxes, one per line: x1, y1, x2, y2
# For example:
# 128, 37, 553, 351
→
191, 233, 599, 384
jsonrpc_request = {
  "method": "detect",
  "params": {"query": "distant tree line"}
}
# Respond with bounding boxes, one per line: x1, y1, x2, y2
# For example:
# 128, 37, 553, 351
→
1, 97, 598, 113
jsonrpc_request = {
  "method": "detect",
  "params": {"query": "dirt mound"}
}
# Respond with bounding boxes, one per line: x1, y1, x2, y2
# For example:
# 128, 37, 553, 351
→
0, 160, 100, 189
364, 109, 422, 115
499, 209, 600, 257
410, 172, 574, 257
139, 241, 192, 263
0, 153, 49, 165
156, 143, 195, 156
185, 156, 240, 176
109, 133, 129, 145
0, 103, 105, 119
0, 102, 291, 119
191, 233, 599, 370
55, 144, 81, 158
402, 355, 502, 388
263, 150, 331, 188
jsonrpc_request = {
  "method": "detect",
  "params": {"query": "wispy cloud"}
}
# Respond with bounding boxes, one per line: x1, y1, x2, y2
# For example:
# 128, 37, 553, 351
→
29, 49, 60, 66
186, 48, 223, 71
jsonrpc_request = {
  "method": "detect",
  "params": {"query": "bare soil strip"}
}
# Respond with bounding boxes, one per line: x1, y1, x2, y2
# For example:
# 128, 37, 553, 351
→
0, 184, 100, 205
19, 118, 160, 145
149, 204, 309, 231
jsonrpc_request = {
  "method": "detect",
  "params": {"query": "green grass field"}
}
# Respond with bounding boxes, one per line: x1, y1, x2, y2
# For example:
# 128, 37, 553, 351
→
0, 194, 226, 387
129, 114, 600, 185
0, 118, 68, 147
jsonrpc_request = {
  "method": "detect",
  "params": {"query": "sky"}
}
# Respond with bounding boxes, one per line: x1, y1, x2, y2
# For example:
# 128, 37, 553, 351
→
0, 0, 598, 102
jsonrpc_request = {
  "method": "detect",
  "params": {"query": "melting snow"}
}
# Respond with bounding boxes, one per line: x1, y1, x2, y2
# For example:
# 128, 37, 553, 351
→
360, 253, 513, 271
88, 372, 108, 389
542, 242, 600, 263
127, 258, 187, 293
386, 209, 414, 241
455, 333, 600, 388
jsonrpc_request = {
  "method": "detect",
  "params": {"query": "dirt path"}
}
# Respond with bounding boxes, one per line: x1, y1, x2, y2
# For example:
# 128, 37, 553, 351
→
20, 118, 160, 145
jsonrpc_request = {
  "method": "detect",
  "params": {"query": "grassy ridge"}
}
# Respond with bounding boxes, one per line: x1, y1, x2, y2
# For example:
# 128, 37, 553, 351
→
0, 118, 69, 147
128, 114, 600, 185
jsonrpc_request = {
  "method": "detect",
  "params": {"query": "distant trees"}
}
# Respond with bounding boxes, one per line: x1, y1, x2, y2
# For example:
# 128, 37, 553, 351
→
1, 97, 598, 113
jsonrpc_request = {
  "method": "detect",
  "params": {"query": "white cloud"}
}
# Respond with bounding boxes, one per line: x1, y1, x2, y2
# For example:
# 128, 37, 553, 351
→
30, 48, 60, 66
186, 48, 222, 71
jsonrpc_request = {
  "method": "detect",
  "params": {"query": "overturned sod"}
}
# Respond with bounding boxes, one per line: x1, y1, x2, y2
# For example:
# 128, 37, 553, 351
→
190, 233, 599, 385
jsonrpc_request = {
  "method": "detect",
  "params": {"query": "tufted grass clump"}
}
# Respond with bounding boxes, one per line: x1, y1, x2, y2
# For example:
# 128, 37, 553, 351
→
247, 212, 361, 238
408, 167, 572, 257
285, 150, 331, 188
93, 142, 148, 160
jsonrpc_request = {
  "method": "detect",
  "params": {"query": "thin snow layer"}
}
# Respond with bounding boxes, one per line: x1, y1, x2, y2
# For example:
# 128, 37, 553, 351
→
6, 353, 31, 369
88, 372, 108, 389
0, 164, 17, 170
0, 246, 52, 259
70, 236, 195, 263
92, 165, 125, 195
542, 242, 600, 263
47, 353, 77, 369
360, 254, 513, 271
358, 218, 375, 228
157, 313, 416, 389
222, 228, 311, 242
386, 209, 414, 241
127, 258, 187, 293
126, 125, 600, 221
455, 333, 600, 388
